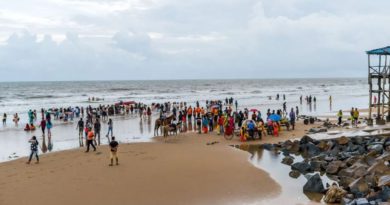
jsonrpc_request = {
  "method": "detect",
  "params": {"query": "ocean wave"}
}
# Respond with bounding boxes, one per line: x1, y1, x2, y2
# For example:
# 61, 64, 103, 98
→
220, 92, 236, 95
109, 88, 132, 91
250, 90, 262, 94
26, 95, 56, 99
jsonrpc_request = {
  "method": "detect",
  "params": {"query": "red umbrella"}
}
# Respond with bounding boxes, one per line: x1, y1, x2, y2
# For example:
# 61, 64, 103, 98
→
250, 109, 258, 112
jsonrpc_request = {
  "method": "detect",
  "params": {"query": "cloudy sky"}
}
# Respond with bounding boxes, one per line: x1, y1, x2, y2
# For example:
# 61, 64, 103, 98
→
0, 0, 388, 81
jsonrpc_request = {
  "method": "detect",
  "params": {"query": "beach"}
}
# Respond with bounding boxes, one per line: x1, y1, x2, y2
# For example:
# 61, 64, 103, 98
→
0, 78, 373, 205
0, 78, 368, 162
0, 0, 387, 204
0, 120, 324, 205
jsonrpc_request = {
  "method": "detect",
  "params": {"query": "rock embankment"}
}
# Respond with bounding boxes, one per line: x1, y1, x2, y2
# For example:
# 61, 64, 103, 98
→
261, 134, 390, 205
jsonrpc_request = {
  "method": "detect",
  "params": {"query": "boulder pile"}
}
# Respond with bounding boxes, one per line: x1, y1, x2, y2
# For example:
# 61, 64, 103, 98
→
261, 134, 390, 204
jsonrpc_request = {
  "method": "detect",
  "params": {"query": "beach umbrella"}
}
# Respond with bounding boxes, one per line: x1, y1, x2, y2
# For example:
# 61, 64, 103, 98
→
249, 109, 258, 112
269, 114, 281, 122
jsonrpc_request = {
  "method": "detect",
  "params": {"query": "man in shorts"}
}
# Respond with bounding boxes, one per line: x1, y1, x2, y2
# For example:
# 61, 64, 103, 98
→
109, 136, 119, 166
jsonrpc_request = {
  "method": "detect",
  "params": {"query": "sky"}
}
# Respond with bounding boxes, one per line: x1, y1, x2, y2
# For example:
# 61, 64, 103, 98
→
0, 0, 389, 81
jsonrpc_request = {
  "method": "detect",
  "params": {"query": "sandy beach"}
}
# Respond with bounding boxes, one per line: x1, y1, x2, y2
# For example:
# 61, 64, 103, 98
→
0, 120, 322, 205
0, 0, 385, 204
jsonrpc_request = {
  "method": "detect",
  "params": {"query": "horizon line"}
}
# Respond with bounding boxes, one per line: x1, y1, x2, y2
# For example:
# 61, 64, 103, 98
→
0, 76, 366, 83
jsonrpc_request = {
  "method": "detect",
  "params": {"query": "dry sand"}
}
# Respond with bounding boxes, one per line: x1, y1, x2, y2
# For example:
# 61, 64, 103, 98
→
0, 121, 320, 205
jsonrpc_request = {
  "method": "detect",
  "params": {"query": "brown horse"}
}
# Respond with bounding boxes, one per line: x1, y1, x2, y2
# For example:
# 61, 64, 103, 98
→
154, 115, 175, 136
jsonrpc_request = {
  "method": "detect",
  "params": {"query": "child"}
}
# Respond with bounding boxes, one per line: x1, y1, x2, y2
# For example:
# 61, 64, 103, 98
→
26, 136, 39, 164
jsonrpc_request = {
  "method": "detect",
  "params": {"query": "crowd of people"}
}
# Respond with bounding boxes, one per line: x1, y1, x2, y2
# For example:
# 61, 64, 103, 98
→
3, 93, 352, 166
155, 97, 301, 143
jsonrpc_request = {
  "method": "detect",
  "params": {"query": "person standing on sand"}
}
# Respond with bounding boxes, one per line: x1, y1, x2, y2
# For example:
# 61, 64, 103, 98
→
295, 106, 299, 121
26, 136, 39, 164
337, 110, 343, 126
187, 106, 193, 123
109, 136, 119, 166
202, 116, 208, 134
289, 108, 296, 130
85, 128, 96, 152
47, 120, 52, 138
13, 113, 19, 126
107, 118, 113, 137
76, 118, 84, 146
247, 120, 255, 140
350, 107, 354, 124
353, 108, 359, 127
94, 119, 101, 145
196, 115, 202, 134
39, 118, 46, 136
2, 113, 7, 126
218, 115, 224, 135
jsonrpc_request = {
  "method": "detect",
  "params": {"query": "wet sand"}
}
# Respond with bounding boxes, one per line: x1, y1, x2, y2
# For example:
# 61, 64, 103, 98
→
0, 120, 322, 205
0, 114, 156, 162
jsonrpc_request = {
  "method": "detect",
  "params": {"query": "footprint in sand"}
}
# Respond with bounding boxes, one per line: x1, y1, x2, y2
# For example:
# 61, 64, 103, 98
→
141, 156, 157, 161
7, 173, 17, 177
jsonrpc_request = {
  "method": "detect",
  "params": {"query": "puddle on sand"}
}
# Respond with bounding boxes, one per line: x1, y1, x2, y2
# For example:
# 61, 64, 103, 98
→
238, 144, 335, 205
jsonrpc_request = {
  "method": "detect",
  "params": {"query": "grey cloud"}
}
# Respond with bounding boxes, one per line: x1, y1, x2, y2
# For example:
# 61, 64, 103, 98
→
0, 0, 388, 81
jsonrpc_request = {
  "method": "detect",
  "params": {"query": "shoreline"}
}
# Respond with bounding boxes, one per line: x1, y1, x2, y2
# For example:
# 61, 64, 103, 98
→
0, 136, 282, 205
0, 120, 324, 205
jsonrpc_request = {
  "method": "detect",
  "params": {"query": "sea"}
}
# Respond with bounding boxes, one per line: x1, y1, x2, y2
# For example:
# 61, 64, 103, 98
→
0, 78, 368, 162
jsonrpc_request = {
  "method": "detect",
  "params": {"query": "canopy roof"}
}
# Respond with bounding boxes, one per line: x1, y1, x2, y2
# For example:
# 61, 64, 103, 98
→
367, 46, 390, 55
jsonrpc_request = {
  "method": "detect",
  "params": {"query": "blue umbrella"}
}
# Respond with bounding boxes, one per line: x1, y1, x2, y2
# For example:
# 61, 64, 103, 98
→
269, 114, 281, 122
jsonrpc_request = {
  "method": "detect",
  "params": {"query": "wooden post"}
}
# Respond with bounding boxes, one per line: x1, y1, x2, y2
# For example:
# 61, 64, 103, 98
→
385, 55, 390, 121
368, 54, 372, 120
378, 55, 382, 120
